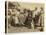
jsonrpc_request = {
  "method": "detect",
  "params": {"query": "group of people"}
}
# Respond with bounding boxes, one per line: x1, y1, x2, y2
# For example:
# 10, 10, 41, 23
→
7, 2, 44, 31
8, 6, 44, 29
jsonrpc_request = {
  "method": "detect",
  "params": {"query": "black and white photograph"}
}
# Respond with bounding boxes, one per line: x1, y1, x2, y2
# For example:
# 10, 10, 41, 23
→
5, 1, 44, 33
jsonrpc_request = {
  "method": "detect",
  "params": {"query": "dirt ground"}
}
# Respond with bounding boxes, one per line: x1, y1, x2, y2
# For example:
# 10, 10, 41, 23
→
8, 26, 41, 33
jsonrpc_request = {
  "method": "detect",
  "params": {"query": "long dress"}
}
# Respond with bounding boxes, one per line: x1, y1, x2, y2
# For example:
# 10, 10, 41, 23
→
24, 11, 32, 27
